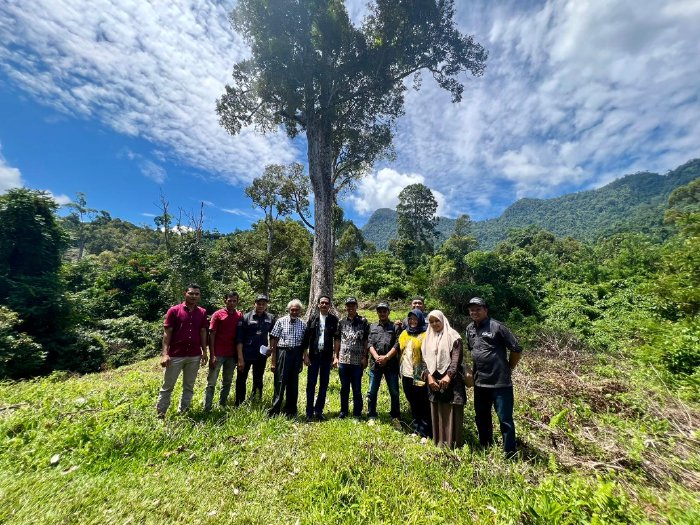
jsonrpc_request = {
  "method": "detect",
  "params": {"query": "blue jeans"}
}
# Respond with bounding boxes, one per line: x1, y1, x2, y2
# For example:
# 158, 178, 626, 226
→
338, 363, 364, 418
474, 386, 516, 453
204, 356, 236, 410
306, 352, 333, 418
367, 366, 400, 419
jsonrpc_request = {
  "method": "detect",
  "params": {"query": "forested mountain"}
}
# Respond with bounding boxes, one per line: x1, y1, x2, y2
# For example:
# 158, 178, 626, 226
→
362, 159, 700, 249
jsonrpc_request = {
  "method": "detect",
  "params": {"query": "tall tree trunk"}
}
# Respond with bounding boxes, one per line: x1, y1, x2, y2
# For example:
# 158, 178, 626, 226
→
306, 117, 334, 315
77, 230, 85, 260
264, 219, 272, 296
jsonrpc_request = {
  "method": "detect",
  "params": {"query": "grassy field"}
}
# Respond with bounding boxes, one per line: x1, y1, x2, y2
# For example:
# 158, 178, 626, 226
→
1, 336, 699, 524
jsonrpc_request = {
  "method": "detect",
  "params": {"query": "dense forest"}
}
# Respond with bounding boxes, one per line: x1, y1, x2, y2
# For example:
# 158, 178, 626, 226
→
1, 161, 698, 399
363, 159, 700, 249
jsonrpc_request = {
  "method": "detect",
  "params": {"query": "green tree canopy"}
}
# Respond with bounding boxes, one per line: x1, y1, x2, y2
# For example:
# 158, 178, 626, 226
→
217, 0, 486, 307
393, 182, 440, 265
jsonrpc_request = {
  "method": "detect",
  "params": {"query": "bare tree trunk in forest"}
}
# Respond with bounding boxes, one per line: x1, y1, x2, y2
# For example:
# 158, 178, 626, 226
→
306, 118, 335, 315
263, 218, 273, 296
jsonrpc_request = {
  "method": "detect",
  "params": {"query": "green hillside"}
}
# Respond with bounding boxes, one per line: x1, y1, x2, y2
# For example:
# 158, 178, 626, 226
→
2, 347, 698, 524
362, 159, 700, 249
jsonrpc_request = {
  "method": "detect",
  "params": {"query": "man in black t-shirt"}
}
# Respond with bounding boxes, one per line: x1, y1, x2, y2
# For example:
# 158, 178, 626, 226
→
465, 297, 522, 456
235, 295, 276, 405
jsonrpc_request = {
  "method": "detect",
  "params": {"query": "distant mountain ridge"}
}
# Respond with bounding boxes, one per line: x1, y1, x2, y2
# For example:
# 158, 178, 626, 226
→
361, 159, 700, 250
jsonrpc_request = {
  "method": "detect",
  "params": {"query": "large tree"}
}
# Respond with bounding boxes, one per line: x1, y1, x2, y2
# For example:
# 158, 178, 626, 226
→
217, 0, 487, 304
393, 182, 440, 265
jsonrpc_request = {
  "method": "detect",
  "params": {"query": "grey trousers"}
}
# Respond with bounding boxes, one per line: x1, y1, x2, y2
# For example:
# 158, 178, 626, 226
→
156, 356, 201, 414
204, 356, 236, 410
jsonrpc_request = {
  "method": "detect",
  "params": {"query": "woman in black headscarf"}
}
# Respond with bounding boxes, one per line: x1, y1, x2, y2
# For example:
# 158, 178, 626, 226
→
393, 309, 432, 440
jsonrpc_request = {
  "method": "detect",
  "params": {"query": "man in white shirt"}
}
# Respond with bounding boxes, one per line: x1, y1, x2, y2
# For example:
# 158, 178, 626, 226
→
302, 295, 339, 421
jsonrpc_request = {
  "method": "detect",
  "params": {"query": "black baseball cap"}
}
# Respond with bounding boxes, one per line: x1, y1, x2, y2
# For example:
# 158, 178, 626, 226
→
376, 302, 390, 310
255, 294, 269, 302
345, 297, 358, 305
467, 297, 488, 307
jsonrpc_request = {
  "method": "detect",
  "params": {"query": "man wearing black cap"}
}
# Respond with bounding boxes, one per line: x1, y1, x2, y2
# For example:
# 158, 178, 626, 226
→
234, 294, 276, 405
334, 297, 370, 419
367, 302, 401, 428
465, 297, 522, 456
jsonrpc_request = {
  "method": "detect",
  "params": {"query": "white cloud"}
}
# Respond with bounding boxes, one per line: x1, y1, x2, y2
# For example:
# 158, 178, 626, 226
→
140, 160, 166, 184
345, 168, 450, 216
0, 147, 23, 192
388, 0, 700, 218
46, 191, 72, 205
0, 0, 298, 185
1, 0, 698, 221
221, 207, 258, 219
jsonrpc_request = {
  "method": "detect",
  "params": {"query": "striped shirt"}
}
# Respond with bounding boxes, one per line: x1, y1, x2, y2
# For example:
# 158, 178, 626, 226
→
270, 315, 306, 348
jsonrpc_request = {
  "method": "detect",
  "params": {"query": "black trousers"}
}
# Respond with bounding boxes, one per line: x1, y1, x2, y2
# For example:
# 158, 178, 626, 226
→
269, 347, 302, 416
235, 359, 267, 406
402, 376, 432, 438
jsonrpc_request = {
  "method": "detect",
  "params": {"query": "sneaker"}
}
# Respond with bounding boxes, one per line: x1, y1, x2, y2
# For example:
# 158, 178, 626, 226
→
305, 415, 314, 423
157, 411, 166, 420
391, 418, 402, 431
420, 437, 428, 444
338, 412, 347, 419
367, 419, 376, 426
315, 414, 327, 422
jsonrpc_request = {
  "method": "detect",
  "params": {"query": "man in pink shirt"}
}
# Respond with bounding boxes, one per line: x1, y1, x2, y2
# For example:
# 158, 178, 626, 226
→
204, 291, 242, 411
156, 284, 208, 418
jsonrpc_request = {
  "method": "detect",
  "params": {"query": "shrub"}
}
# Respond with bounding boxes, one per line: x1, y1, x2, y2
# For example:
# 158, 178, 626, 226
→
661, 320, 700, 375
96, 316, 161, 368
54, 331, 107, 374
0, 306, 45, 379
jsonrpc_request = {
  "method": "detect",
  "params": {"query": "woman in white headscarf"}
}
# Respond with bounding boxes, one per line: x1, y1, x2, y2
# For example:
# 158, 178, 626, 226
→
422, 310, 466, 448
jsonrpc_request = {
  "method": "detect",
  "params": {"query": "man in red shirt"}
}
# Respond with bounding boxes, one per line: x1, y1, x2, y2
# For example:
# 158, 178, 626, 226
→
204, 291, 242, 411
156, 284, 208, 418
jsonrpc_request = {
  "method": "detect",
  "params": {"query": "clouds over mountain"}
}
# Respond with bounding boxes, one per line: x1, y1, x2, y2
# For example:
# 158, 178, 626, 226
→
387, 0, 700, 218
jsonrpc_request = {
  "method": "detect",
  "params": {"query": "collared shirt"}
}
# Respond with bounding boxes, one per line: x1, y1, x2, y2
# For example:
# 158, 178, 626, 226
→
303, 311, 339, 357
270, 315, 306, 348
236, 310, 276, 361
164, 303, 208, 357
466, 317, 522, 388
318, 313, 327, 350
368, 320, 398, 371
209, 308, 242, 358
335, 315, 370, 366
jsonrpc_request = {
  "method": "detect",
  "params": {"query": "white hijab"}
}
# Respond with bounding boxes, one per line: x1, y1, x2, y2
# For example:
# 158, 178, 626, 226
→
422, 310, 461, 374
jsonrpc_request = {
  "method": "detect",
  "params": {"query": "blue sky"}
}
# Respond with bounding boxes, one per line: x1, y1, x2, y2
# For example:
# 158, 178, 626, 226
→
1, 0, 699, 233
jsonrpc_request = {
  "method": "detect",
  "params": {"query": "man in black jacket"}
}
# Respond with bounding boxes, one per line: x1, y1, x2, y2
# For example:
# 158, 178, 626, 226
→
302, 295, 339, 421
235, 294, 276, 405
466, 297, 522, 457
